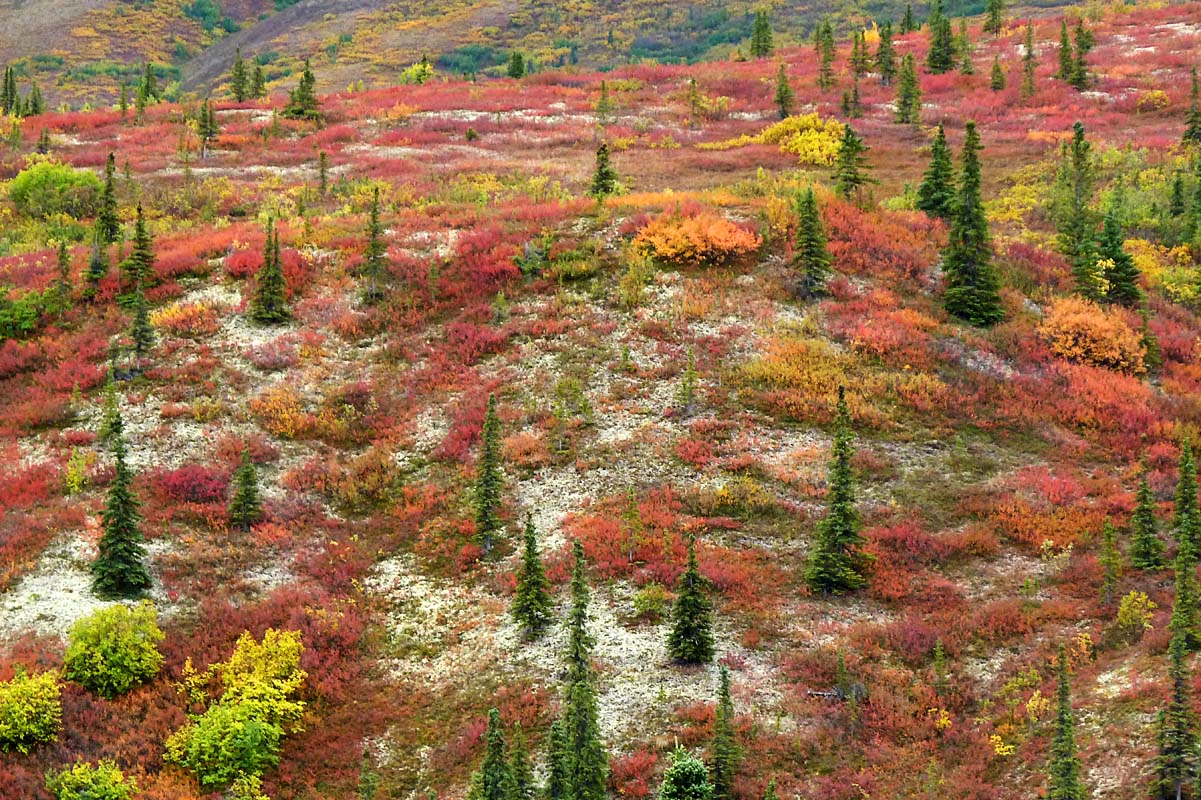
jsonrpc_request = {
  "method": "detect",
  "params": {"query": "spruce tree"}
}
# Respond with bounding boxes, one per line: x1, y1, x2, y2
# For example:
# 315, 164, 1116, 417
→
544, 718, 570, 800
710, 666, 740, 800
1131, 455, 1165, 571
24, 81, 44, 116
894, 53, 922, 125
318, 150, 329, 197
509, 723, 535, 800
92, 417, 151, 598
774, 62, 794, 119
1157, 631, 1198, 800
251, 64, 266, 99
562, 541, 608, 800
84, 223, 109, 302
595, 80, 614, 124
990, 56, 1006, 91
589, 142, 619, 198
128, 281, 155, 360
983, 0, 1005, 35
816, 22, 835, 92
474, 395, 504, 556
667, 536, 715, 664
1185, 67, 1201, 146
1097, 206, 1140, 306
1177, 439, 1200, 550
507, 52, 526, 79
470, 709, 516, 800
793, 187, 831, 296
1068, 21, 1090, 90
98, 153, 120, 245
1056, 20, 1073, 80
1170, 172, 1187, 218
1021, 20, 1037, 99
140, 63, 160, 103
1047, 644, 1086, 800
1099, 518, 1121, 608
228, 447, 263, 531
917, 124, 956, 221
942, 121, 1004, 325
901, 4, 915, 34
660, 748, 713, 800
119, 204, 155, 300
956, 19, 974, 75
926, 7, 955, 75
805, 386, 872, 593
876, 21, 896, 85
750, 10, 774, 58
361, 187, 388, 304
250, 221, 290, 324
512, 518, 553, 636
1170, 526, 1200, 652
832, 124, 873, 204
283, 60, 319, 120
231, 48, 248, 102
0, 66, 14, 114
1057, 122, 1100, 299
850, 31, 870, 78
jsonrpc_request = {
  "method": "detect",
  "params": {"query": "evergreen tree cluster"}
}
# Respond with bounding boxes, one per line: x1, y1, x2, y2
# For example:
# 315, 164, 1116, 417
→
749, 10, 774, 59
1, 65, 45, 117
250, 219, 290, 324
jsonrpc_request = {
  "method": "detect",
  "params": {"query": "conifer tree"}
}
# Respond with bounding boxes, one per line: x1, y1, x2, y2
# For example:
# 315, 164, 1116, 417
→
1056, 19, 1073, 80
956, 19, 973, 75
660, 748, 713, 800
832, 124, 873, 204
509, 723, 535, 800
668, 536, 715, 664
842, 74, 861, 118
507, 52, 526, 79
589, 142, 619, 198
942, 121, 1004, 325
128, 281, 155, 360
1185, 67, 1201, 146
917, 123, 955, 220
118, 83, 129, 117
773, 63, 794, 119
231, 48, 248, 102
361, 187, 388, 304
805, 386, 872, 593
473, 394, 505, 556
750, 10, 774, 58
876, 21, 896, 85
197, 98, 219, 158
983, 0, 1005, 35
816, 21, 835, 92
1157, 631, 1198, 800
1021, 20, 1038, 99
141, 63, 159, 103
595, 80, 614, 124
251, 64, 266, 99
0, 65, 14, 114
84, 224, 109, 302
850, 31, 870, 78
901, 4, 916, 34
1068, 21, 1090, 90
926, 3, 955, 75
710, 666, 740, 800
793, 187, 831, 296
228, 447, 263, 531
1176, 439, 1200, 552
1099, 518, 1121, 608
562, 541, 608, 800
1097, 206, 1140, 306
120, 204, 155, 299
1170, 523, 1200, 652
250, 220, 290, 324
894, 53, 921, 125
98, 153, 120, 245
1056, 122, 1101, 300
1170, 172, 1187, 218
36, 127, 50, 154
1131, 455, 1165, 571
544, 719, 570, 800
92, 416, 151, 598
283, 60, 319, 120
513, 518, 553, 636
1047, 644, 1086, 800
24, 80, 44, 116
318, 150, 329, 197
990, 55, 1006, 91
470, 709, 516, 800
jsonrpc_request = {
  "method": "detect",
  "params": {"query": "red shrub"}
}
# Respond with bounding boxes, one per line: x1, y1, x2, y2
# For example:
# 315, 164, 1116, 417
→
154, 464, 230, 504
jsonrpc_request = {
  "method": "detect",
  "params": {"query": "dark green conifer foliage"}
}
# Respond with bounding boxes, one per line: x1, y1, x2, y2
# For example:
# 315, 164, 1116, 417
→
1097, 206, 1140, 306
1021, 20, 1037, 98
805, 386, 872, 593
197, 99, 219, 158
92, 416, 151, 598
1047, 645, 1086, 800
1068, 21, 1091, 89
850, 31, 870, 77
231, 48, 248, 102
1185, 67, 1201, 146
749, 10, 774, 58
318, 150, 329, 197
513, 518, 553, 637
659, 748, 713, 800
1131, 455, 1165, 571
1057, 123, 1100, 299
1177, 439, 1200, 551
361, 187, 388, 304
128, 281, 155, 359
140, 63, 159, 102
917, 123, 955, 220
1056, 20, 1073, 80
667, 536, 715, 664
0, 66, 14, 114
901, 4, 916, 34
793, 187, 831, 296
942, 121, 1004, 325
894, 53, 921, 125
832, 125, 874, 203
98, 153, 120, 245
926, 0, 955, 75
710, 666, 740, 800
251, 64, 266, 99
983, 0, 1005, 35
816, 22, 835, 92
118, 83, 129, 117
1157, 632, 1198, 800
544, 718, 570, 800
120, 204, 155, 299
956, 19, 973, 75
474, 395, 504, 556
24, 81, 45, 116
508, 52, 526, 79
589, 142, 619, 198
251, 221, 290, 324
228, 447, 263, 531
1170, 172, 1187, 218
509, 724, 535, 800
774, 62, 794, 119
562, 541, 608, 800
84, 224, 109, 301
876, 21, 896, 85
283, 60, 319, 119
990, 56, 1006, 91
470, 709, 516, 800
1170, 451, 1201, 651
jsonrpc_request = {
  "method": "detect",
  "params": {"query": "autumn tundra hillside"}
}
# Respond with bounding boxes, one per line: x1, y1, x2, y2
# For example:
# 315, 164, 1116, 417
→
3, 2, 1201, 800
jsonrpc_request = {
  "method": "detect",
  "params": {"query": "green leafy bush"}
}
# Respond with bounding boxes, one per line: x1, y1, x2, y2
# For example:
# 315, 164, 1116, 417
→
0, 669, 61, 753
7, 158, 102, 219
45, 760, 137, 800
63, 601, 165, 698
164, 701, 284, 788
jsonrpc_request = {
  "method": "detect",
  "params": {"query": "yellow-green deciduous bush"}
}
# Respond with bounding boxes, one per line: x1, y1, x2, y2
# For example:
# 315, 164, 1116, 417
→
7, 157, 102, 219
0, 668, 61, 753
45, 760, 137, 800
1116, 590, 1156, 641
64, 601, 165, 698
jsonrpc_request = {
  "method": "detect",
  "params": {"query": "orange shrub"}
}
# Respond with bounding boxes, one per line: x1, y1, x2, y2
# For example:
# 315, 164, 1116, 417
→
1038, 297, 1145, 374
149, 301, 222, 338
632, 210, 760, 268
250, 385, 312, 439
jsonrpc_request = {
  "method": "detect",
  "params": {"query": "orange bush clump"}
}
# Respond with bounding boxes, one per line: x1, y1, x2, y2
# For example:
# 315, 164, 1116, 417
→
1038, 297, 1145, 374
632, 210, 760, 268
250, 385, 312, 439
149, 302, 221, 338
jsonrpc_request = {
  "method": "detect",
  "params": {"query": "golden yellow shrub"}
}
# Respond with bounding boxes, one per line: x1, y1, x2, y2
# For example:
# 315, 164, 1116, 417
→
1038, 296, 1145, 374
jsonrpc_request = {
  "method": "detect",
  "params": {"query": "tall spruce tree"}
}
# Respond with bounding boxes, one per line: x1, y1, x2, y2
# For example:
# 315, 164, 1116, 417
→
562, 541, 608, 800
894, 53, 922, 125
474, 395, 504, 556
230, 48, 248, 102
876, 21, 896, 85
128, 281, 155, 360
1170, 525, 1200, 652
228, 447, 263, 531
197, 99, 219, 158
926, 5, 955, 75
512, 518, 553, 636
1068, 21, 1090, 90
0, 66, 14, 114
1057, 122, 1100, 299
251, 64, 266, 99
1056, 20, 1073, 80
469, 709, 516, 800
361, 187, 388, 304
1131, 455, 1165, 571
667, 536, 715, 664
509, 724, 535, 800
901, 4, 916, 34
98, 153, 120, 245
710, 666, 740, 800
850, 31, 870, 78
942, 121, 1004, 325
1047, 644, 1086, 800
816, 22, 836, 92
660, 748, 714, 800
793, 187, 831, 296
544, 718, 570, 800
507, 52, 526, 79
832, 124, 873, 204
589, 142, 619, 198
283, 60, 319, 119
774, 62, 794, 119
956, 18, 974, 75
1021, 20, 1038, 98
916, 123, 955, 220
1185, 67, 1201, 146
1157, 631, 1198, 800
1176, 439, 1200, 551
250, 220, 290, 323
92, 416, 151, 598
1097, 205, 1141, 306
84, 223, 109, 302
119, 204, 155, 300
805, 386, 872, 593
983, 0, 1005, 35
990, 55, 1006, 91
750, 10, 774, 58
